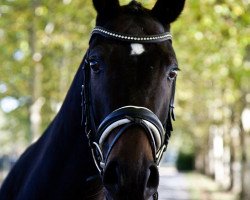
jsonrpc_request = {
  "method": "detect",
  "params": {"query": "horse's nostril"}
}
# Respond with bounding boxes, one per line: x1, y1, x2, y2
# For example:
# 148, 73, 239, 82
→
103, 161, 119, 190
144, 164, 159, 199
146, 164, 159, 190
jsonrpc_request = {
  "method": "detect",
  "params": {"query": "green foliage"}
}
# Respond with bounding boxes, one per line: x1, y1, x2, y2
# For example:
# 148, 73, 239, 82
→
0, 0, 95, 152
172, 0, 250, 152
176, 151, 195, 171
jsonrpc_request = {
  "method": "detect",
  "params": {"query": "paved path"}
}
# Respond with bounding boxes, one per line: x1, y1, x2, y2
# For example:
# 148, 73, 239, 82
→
158, 167, 190, 200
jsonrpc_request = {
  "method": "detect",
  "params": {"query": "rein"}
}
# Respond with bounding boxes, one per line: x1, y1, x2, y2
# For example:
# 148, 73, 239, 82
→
81, 26, 176, 176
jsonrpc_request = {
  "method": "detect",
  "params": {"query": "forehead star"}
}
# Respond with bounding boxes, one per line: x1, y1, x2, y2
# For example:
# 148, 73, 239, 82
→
130, 43, 145, 55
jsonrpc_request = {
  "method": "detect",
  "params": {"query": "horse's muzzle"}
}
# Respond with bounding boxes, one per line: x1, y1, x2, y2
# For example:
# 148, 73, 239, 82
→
103, 160, 159, 199
101, 126, 160, 200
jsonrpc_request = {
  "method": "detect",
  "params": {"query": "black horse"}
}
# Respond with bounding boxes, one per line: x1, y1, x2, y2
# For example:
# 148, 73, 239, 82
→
0, 0, 185, 199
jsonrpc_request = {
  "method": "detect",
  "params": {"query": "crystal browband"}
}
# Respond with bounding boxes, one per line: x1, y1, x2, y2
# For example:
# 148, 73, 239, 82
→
91, 26, 172, 43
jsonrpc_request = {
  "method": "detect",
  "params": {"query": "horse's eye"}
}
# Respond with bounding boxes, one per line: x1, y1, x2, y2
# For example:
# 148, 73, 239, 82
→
89, 60, 100, 73
168, 69, 178, 80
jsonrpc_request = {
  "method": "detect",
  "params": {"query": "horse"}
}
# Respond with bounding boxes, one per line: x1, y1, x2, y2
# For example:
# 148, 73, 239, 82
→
0, 0, 185, 199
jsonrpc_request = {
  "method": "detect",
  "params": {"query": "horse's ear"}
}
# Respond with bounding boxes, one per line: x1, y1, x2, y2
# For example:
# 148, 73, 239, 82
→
151, 0, 185, 25
92, 0, 120, 20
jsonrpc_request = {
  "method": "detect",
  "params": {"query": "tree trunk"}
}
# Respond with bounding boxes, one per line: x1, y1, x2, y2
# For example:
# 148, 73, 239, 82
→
236, 94, 247, 199
228, 132, 235, 191
228, 108, 236, 191
239, 121, 247, 199
27, 0, 43, 143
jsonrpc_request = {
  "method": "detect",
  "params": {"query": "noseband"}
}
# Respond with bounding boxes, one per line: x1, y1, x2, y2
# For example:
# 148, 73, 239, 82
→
81, 26, 176, 175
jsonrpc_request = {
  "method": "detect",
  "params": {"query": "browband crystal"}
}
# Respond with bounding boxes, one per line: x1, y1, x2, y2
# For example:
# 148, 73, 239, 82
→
91, 26, 172, 43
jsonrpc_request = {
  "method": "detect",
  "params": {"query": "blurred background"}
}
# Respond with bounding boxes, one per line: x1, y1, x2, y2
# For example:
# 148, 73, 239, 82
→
0, 0, 249, 199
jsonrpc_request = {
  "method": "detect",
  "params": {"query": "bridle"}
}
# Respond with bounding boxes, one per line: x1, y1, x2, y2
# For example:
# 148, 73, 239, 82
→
81, 26, 176, 176
81, 26, 176, 199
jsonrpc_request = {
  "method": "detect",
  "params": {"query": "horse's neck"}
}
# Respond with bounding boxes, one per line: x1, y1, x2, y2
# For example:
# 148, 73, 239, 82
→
44, 66, 82, 144
52, 57, 86, 139
39, 66, 103, 198
54, 66, 84, 138
44, 66, 96, 173
0, 66, 102, 200
46, 64, 105, 198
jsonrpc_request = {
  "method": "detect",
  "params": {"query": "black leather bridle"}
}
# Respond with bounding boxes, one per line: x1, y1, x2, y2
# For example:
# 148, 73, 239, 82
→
81, 26, 176, 175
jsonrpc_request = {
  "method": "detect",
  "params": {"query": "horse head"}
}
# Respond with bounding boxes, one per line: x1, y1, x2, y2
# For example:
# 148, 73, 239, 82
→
82, 0, 185, 199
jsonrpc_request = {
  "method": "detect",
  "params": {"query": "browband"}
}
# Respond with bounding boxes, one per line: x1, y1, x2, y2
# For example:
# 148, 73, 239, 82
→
91, 26, 172, 43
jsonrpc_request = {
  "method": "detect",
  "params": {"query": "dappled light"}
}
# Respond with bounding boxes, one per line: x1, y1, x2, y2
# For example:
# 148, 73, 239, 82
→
0, 0, 249, 199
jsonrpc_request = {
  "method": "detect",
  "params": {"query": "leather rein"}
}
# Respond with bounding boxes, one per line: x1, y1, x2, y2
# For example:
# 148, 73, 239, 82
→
81, 26, 176, 175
